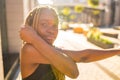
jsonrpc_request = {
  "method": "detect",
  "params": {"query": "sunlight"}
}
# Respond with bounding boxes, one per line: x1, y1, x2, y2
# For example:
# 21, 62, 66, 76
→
37, 0, 53, 4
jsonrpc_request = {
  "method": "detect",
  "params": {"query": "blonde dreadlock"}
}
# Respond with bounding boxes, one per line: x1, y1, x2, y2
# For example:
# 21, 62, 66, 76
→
24, 7, 40, 31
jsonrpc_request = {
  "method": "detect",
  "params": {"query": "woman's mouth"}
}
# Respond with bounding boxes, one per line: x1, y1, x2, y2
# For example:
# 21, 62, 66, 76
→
46, 37, 55, 44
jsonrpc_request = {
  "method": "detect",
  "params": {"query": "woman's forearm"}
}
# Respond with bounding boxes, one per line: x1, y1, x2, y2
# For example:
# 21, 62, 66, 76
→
61, 49, 120, 63
82, 49, 120, 62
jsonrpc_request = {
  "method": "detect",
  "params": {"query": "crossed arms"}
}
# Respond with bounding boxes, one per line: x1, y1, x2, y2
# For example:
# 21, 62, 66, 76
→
20, 26, 120, 78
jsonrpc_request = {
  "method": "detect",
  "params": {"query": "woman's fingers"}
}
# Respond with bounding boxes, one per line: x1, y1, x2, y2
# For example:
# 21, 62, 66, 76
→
19, 25, 37, 43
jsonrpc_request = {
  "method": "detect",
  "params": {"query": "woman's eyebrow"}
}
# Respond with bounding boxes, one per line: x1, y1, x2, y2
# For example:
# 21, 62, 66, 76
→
40, 19, 57, 24
40, 19, 54, 23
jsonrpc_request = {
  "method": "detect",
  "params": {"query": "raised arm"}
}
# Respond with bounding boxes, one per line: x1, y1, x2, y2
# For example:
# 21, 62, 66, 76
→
20, 26, 79, 78
61, 49, 120, 63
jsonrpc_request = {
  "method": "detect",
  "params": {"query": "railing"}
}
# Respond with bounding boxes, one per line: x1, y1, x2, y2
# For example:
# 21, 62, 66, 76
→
79, 7, 105, 27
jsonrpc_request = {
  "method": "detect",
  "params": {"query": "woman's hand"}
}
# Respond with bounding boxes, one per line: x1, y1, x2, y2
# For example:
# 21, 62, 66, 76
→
19, 25, 38, 43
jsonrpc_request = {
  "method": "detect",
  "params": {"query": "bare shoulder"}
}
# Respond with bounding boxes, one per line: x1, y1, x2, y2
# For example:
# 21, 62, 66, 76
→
21, 43, 35, 54
21, 43, 36, 63
21, 43, 49, 64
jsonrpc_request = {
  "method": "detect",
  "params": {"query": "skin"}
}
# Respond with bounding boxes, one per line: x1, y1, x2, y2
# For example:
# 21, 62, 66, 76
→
20, 7, 120, 79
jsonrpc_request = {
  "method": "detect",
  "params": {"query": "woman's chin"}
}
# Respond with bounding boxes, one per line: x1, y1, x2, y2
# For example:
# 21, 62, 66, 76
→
46, 40, 54, 45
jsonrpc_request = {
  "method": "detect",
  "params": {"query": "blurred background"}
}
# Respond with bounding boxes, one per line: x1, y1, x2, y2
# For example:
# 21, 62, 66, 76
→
0, 0, 120, 80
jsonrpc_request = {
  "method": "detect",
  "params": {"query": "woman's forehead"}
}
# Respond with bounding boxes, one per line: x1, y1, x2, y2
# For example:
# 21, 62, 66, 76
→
40, 8, 57, 17
39, 8, 58, 24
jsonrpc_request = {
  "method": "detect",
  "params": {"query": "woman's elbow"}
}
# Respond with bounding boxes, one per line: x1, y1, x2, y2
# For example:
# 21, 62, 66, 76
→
68, 68, 79, 79
72, 71, 79, 79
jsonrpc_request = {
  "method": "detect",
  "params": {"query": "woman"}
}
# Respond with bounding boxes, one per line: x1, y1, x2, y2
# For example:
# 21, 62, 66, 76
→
20, 6, 120, 80
20, 6, 78, 80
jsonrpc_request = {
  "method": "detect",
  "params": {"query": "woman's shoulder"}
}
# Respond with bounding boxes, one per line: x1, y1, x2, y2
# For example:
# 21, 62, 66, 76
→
21, 43, 50, 64
21, 43, 36, 55
21, 43, 38, 63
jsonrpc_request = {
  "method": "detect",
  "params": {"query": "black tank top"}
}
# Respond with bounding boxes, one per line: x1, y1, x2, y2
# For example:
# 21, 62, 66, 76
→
23, 64, 56, 80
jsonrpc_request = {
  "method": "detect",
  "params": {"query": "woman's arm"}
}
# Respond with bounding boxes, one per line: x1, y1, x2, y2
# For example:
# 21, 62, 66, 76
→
61, 49, 120, 63
20, 26, 79, 78
20, 26, 120, 77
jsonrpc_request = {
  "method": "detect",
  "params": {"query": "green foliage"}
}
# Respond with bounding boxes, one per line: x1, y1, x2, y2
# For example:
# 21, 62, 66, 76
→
61, 7, 71, 16
74, 5, 84, 13
87, 27, 113, 44
87, 0, 99, 8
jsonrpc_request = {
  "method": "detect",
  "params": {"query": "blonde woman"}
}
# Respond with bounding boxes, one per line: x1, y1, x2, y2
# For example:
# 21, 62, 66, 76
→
20, 6, 120, 80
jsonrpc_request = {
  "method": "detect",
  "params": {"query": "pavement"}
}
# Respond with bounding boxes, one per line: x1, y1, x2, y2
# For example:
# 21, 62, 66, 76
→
16, 30, 120, 80
66, 56, 120, 80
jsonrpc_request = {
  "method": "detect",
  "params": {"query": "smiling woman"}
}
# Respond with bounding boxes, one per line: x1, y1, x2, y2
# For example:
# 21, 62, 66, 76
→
21, 6, 71, 80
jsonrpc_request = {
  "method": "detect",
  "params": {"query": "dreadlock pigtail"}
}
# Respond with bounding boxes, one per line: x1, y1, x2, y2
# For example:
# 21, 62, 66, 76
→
32, 8, 38, 30
34, 8, 41, 32
22, 8, 36, 44
24, 10, 33, 26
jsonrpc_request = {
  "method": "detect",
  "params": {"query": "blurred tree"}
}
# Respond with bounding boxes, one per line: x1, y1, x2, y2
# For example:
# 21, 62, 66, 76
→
87, 0, 99, 8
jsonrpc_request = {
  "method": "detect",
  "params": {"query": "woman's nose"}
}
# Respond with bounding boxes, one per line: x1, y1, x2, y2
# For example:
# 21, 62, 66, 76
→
47, 27, 57, 34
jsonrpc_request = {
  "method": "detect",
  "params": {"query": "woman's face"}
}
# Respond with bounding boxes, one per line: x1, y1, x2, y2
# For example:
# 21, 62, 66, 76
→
37, 8, 58, 45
